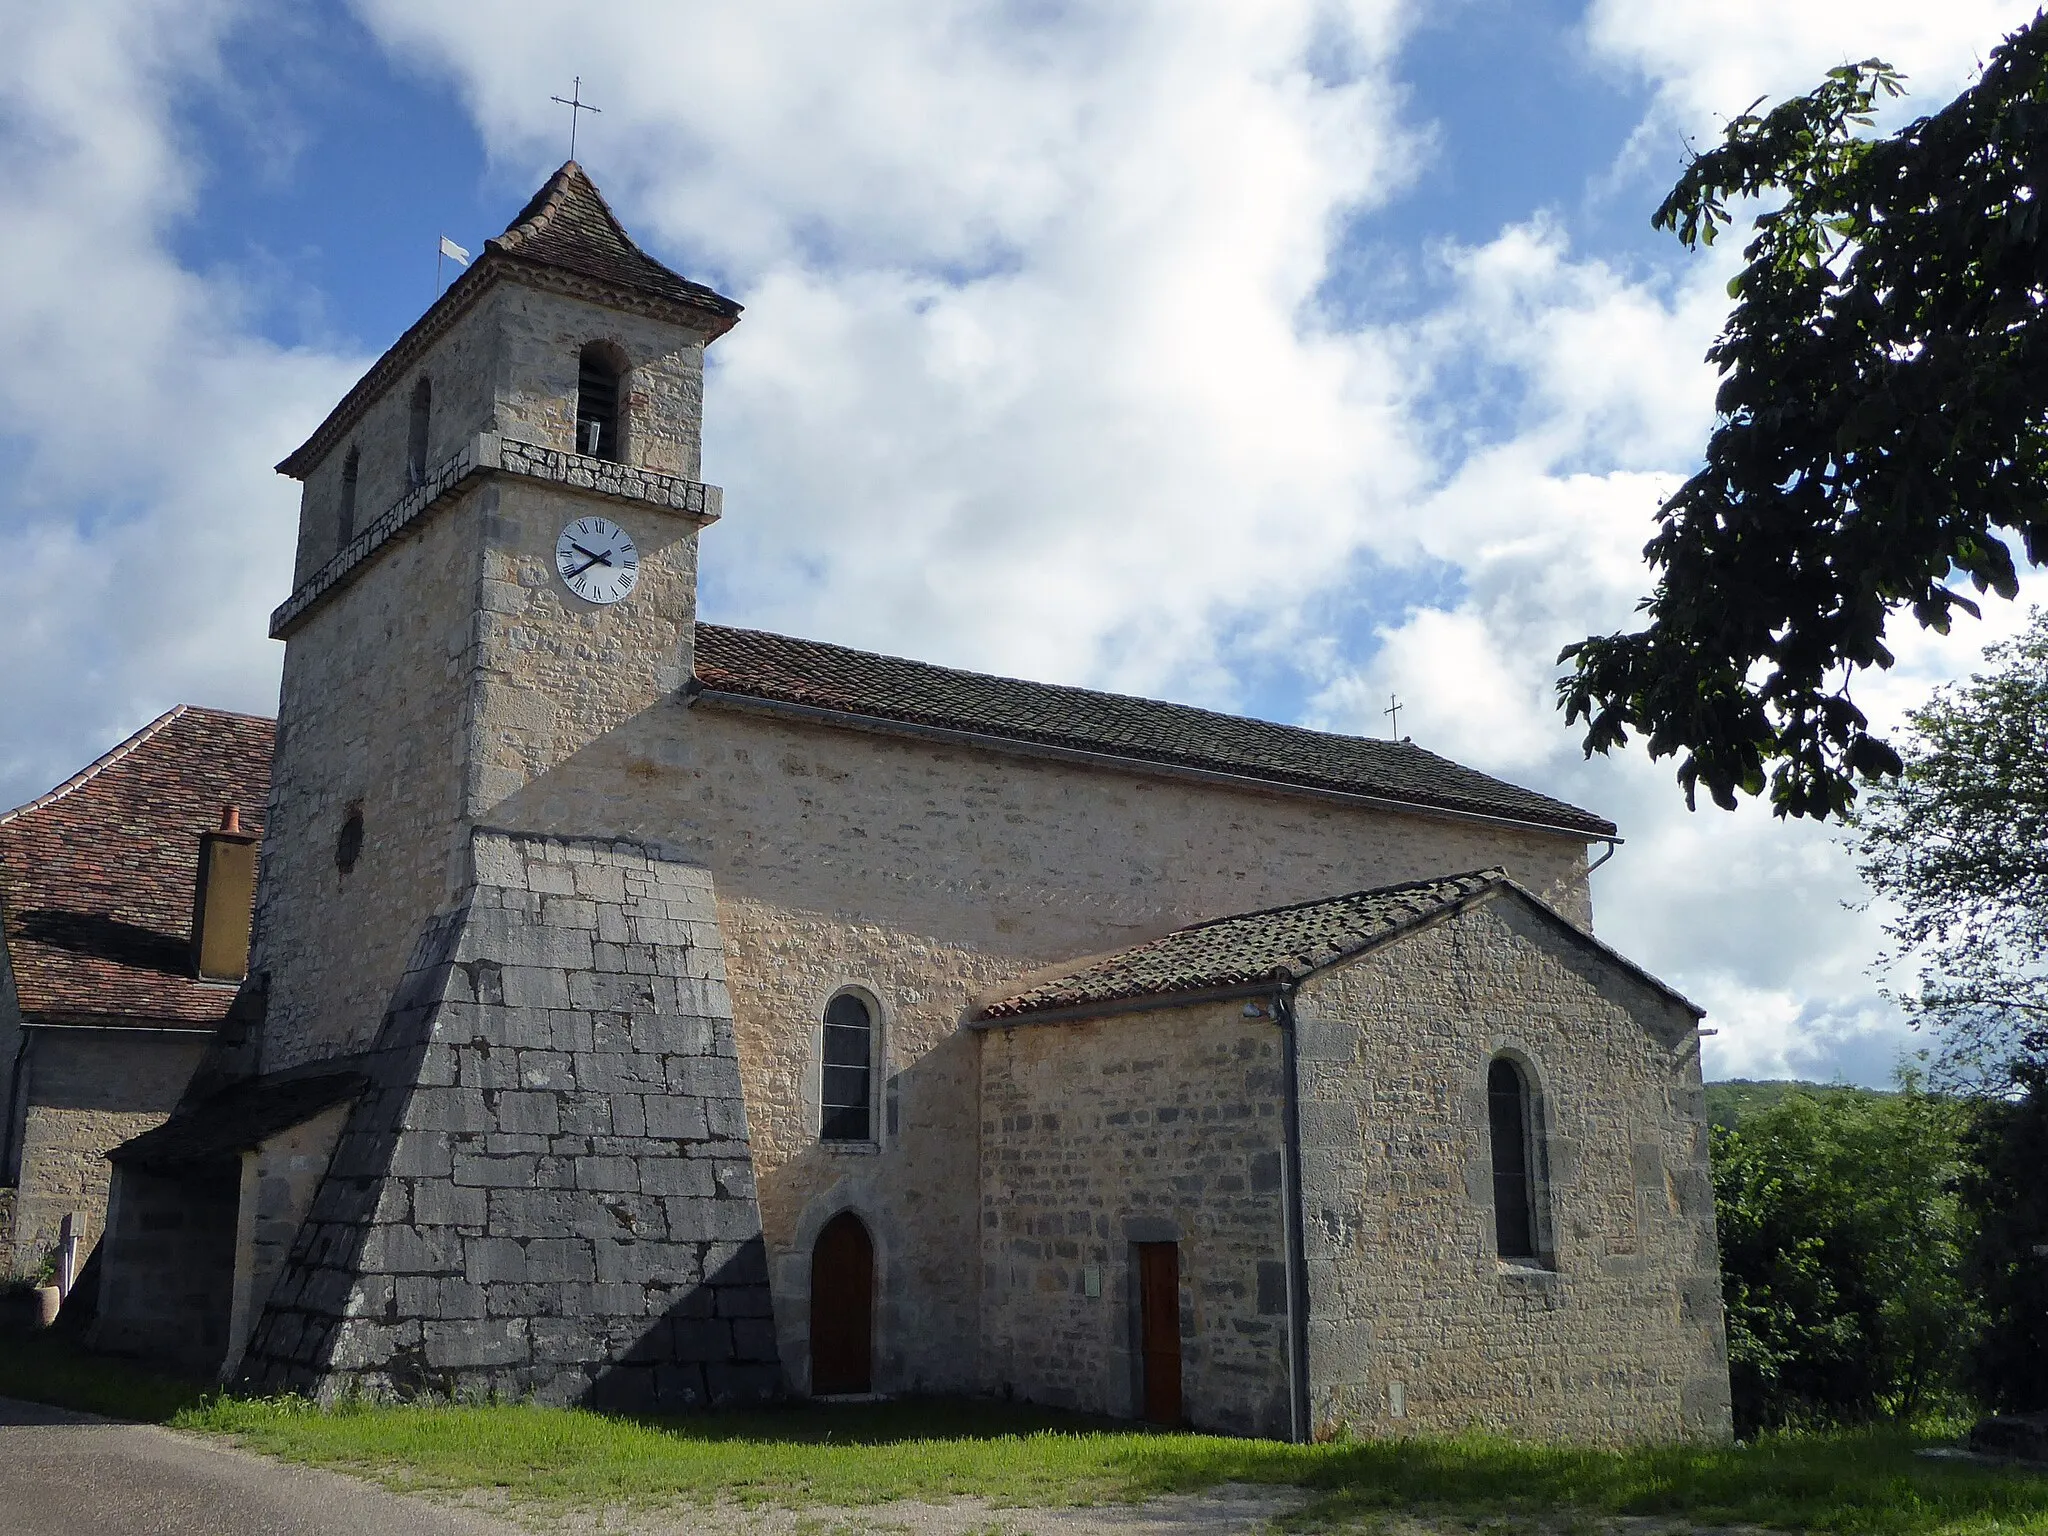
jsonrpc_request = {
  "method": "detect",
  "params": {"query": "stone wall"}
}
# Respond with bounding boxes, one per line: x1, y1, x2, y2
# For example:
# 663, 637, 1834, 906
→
478, 699, 1594, 1398
0, 942, 22, 1195
224, 1102, 352, 1378
265, 268, 722, 1079
293, 282, 712, 584
238, 830, 777, 1409
1293, 891, 1730, 1445
257, 484, 485, 1074
6, 1030, 210, 1272
92, 1160, 240, 1371
459, 477, 704, 826
978, 1000, 1293, 1436
490, 284, 711, 480
293, 290, 501, 587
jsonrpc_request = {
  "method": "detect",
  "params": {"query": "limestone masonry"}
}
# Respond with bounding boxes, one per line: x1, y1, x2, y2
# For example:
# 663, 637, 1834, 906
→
91, 161, 1731, 1443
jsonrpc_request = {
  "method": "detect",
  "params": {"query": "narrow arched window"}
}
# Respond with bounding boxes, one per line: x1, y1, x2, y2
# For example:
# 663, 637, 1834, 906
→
821, 993, 876, 1142
337, 446, 360, 547
577, 342, 626, 461
406, 377, 431, 487
1488, 1058, 1538, 1260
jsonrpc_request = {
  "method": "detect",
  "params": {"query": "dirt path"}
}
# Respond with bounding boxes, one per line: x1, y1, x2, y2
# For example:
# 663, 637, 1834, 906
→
432, 1486, 1769, 1536
439, 1484, 1307, 1536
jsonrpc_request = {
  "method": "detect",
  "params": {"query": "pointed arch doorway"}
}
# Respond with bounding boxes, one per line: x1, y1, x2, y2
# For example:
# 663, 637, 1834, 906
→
810, 1211, 874, 1395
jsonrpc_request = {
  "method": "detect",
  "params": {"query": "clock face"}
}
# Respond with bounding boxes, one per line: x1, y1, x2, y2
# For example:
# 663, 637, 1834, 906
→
555, 517, 640, 605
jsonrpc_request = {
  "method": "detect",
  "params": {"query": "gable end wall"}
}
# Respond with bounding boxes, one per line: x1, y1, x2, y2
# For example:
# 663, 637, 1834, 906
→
1294, 895, 1730, 1444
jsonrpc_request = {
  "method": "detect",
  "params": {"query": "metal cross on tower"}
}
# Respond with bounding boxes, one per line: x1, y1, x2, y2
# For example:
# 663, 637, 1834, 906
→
1385, 693, 1403, 739
551, 77, 602, 161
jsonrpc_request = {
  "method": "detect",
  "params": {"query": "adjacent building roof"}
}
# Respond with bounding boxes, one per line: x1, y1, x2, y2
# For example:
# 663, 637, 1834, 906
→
694, 625, 1616, 837
278, 161, 740, 479
0, 707, 274, 1029
975, 868, 1700, 1021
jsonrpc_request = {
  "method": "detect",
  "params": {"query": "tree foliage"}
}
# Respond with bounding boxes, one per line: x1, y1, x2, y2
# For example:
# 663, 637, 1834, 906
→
1711, 1083, 1977, 1435
1853, 608, 2048, 1086
1560, 17, 2048, 818
1957, 1064, 2048, 1410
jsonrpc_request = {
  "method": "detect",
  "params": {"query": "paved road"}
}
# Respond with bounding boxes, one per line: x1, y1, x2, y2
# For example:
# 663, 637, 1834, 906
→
0, 1397, 520, 1536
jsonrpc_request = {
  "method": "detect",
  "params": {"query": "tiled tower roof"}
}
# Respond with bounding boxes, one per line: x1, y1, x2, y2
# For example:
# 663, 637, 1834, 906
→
278, 162, 739, 479
489, 161, 741, 320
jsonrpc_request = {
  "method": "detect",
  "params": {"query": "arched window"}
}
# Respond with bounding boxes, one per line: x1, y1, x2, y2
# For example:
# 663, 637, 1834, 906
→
335, 806, 364, 875
576, 342, 626, 461
406, 377, 432, 488
1487, 1057, 1540, 1261
337, 446, 359, 547
820, 992, 876, 1142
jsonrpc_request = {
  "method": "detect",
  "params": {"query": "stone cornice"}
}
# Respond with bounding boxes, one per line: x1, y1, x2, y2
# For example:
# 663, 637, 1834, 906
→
268, 434, 722, 640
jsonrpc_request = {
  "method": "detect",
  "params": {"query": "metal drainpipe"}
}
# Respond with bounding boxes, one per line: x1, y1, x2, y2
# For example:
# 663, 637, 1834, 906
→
1274, 984, 1314, 1443
2, 1030, 30, 1187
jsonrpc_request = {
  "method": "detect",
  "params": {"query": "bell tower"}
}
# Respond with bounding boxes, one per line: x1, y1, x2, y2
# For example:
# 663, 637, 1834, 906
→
256, 162, 740, 1072
197, 165, 781, 1409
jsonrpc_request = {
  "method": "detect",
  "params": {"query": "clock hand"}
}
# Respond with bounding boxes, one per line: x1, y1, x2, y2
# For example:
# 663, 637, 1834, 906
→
567, 553, 609, 579
568, 542, 615, 567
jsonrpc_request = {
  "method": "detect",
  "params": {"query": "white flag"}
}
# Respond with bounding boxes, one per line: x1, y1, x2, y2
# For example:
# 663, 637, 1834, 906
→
439, 235, 471, 267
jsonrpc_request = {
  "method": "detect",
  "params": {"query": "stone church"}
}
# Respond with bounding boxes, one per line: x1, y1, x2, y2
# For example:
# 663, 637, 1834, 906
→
94, 163, 1731, 1444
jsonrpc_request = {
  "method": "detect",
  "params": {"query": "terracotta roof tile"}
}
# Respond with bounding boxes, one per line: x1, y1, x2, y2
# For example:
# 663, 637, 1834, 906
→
1, 707, 274, 1029
694, 625, 1616, 837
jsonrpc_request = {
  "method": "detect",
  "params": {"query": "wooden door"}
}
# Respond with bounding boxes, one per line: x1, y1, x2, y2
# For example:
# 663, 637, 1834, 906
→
810, 1212, 874, 1394
1136, 1242, 1182, 1425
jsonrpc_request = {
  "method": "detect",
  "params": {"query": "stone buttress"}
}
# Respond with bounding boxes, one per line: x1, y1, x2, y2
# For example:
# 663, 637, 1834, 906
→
236, 830, 777, 1408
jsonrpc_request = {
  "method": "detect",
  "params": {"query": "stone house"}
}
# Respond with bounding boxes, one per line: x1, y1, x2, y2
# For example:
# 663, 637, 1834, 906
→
0, 705, 272, 1279
94, 162, 1730, 1442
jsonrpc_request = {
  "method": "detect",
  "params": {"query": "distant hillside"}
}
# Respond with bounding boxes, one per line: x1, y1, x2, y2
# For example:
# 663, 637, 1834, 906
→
1705, 1078, 1890, 1132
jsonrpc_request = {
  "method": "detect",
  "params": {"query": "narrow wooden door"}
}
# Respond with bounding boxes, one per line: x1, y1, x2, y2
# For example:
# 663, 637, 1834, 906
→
1136, 1242, 1182, 1425
810, 1212, 874, 1394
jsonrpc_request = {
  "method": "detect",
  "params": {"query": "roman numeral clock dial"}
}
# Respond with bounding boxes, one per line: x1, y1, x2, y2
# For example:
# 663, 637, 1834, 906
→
555, 516, 640, 605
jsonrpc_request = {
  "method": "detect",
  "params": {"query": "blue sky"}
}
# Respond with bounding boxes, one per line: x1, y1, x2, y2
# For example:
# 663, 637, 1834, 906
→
0, 0, 2039, 1085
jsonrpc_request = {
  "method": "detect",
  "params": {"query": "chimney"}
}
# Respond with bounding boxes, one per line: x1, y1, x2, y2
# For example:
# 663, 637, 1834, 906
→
191, 804, 258, 982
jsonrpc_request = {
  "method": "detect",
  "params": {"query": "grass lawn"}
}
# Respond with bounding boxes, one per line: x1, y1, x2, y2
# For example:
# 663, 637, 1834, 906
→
3, 1331, 2044, 1533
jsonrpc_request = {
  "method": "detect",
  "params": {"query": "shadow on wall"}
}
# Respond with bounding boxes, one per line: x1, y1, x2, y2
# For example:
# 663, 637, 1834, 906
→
234, 834, 782, 1409
585, 1235, 776, 1412
763, 1030, 977, 1402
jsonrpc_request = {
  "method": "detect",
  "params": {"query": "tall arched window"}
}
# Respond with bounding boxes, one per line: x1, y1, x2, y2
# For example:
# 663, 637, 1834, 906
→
406, 377, 432, 488
820, 993, 876, 1142
338, 446, 360, 547
577, 342, 626, 461
1487, 1057, 1540, 1261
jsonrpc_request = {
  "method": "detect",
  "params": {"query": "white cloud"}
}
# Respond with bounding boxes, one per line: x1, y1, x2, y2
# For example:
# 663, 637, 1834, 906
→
1587, 0, 2039, 144
1299, 9, 2048, 1083
1, 0, 2038, 1086
0, 0, 358, 801
351, 0, 1443, 703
